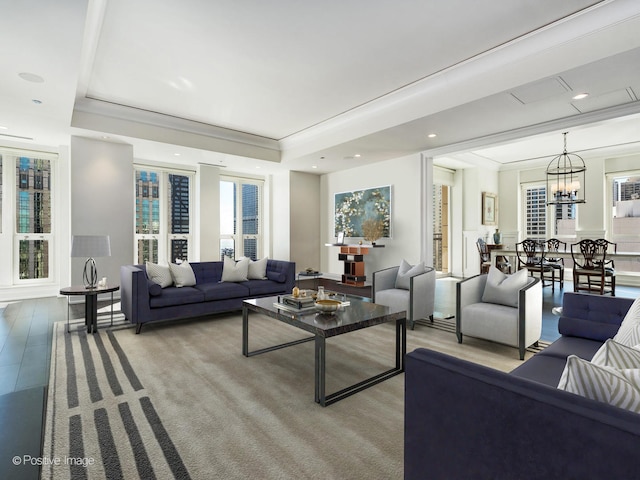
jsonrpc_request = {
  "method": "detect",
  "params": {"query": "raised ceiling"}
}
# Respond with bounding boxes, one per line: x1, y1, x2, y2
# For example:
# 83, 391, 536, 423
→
2, 0, 640, 173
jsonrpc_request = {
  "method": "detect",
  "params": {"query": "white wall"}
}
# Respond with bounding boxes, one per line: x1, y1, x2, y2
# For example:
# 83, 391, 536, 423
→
70, 137, 134, 293
198, 164, 221, 261
320, 154, 425, 280
270, 171, 291, 261
290, 171, 321, 271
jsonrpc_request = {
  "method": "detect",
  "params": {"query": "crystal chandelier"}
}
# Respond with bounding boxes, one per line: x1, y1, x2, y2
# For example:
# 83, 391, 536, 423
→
546, 132, 586, 205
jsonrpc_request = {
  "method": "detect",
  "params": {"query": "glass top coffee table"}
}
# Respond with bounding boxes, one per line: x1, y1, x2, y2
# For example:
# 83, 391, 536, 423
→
242, 295, 406, 406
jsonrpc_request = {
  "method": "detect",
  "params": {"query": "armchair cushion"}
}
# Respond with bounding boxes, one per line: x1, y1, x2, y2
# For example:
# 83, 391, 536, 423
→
395, 259, 425, 290
481, 266, 528, 308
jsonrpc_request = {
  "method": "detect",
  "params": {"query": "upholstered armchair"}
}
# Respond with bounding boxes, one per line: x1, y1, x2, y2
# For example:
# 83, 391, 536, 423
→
373, 262, 436, 330
455, 267, 542, 360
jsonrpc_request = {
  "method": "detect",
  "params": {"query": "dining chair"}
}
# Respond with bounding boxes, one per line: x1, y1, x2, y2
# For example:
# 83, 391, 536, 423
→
515, 239, 556, 291
571, 239, 615, 296
545, 238, 566, 290
476, 238, 491, 274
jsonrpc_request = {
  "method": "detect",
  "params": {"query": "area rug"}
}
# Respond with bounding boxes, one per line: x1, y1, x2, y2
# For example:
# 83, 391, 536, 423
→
43, 312, 537, 479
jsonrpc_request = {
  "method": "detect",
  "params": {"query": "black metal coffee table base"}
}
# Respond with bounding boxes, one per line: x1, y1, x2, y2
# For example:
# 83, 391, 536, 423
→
242, 298, 406, 406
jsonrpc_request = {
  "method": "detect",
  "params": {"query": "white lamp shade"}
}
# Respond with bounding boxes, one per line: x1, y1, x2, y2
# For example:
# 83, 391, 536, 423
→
71, 235, 111, 258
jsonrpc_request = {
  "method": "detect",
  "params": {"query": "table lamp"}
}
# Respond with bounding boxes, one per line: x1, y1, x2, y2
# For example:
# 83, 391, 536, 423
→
71, 235, 111, 289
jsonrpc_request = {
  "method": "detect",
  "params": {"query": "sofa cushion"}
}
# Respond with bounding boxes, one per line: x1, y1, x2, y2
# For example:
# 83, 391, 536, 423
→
221, 256, 249, 282
147, 280, 163, 297
592, 339, 640, 369
247, 257, 268, 280
266, 271, 286, 283
243, 279, 287, 296
536, 336, 603, 362
149, 286, 204, 308
194, 282, 250, 301
510, 353, 568, 387
395, 259, 425, 290
613, 298, 640, 346
146, 261, 173, 288
169, 261, 196, 287
557, 355, 640, 413
481, 266, 528, 308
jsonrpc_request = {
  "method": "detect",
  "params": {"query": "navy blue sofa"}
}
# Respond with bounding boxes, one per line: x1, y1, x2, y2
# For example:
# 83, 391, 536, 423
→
120, 260, 295, 333
405, 292, 639, 480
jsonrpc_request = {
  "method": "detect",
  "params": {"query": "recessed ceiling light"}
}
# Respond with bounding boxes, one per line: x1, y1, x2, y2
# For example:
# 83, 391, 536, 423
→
19, 72, 44, 83
428, 133, 437, 138
174, 153, 181, 156
572, 93, 589, 100
0, 125, 7, 130
354, 154, 361, 158
32, 99, 42, 104
312, 165, 318, 169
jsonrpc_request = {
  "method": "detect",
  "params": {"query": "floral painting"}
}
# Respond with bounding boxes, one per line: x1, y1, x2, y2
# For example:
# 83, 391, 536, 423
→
334, 185, 391, 238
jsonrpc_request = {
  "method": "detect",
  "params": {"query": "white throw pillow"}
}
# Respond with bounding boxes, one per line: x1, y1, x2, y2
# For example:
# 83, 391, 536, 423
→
481, 266, 529, 308
221, 256, 249, 282
591, 339, 640, 369
613, 298, 640, 346
247, 257, 268, 280
146, 261, 173, 288
395, 259, 425, 290
557, 355, 640, 413
169, 261, 196, 288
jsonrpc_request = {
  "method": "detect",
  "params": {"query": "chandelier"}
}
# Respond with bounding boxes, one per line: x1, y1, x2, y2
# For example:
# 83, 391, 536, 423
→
546, 132, 586, 205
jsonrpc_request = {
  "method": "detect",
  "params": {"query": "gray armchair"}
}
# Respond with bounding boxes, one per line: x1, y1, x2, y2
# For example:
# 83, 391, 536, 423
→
373, 265, 436, 330
455, 272, 542, 360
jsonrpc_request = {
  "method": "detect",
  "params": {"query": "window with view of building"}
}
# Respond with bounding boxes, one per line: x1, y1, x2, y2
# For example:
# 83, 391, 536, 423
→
523, 184, 576, 240
134, 168, 193, 264
220, 177, 262, 260
0, 151, 54, 283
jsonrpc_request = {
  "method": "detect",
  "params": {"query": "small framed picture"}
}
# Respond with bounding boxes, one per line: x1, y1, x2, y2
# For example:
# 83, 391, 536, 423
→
337, 231, 345, 245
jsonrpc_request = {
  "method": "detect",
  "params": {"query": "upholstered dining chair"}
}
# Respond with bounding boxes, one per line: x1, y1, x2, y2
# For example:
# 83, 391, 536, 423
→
571, 239, 616, 296
545, 238, 566, 290
456, 267, 542, 360
595, 238, 617, 294
515, 239, 556, 291
373, 261, 436, 330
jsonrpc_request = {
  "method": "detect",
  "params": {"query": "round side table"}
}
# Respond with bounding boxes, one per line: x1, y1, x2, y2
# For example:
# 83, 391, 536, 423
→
60, 285, 120, 333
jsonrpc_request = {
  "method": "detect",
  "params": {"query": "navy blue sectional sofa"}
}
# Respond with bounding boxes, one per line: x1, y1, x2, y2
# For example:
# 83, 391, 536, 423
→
405, 292, 639, 480
120, 260, 295, 333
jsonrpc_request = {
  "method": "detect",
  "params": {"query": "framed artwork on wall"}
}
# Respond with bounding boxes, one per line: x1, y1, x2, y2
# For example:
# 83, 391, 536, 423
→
334, 185, 391, 238
482, 192, 498, 226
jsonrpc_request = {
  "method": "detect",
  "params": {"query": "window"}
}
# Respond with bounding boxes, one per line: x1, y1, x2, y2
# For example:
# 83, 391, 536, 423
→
609, 172, 640, 273
522, 184, 576, 240
134, 168, 193, 264
0, 151, 55, 283
220, 177, 263, 260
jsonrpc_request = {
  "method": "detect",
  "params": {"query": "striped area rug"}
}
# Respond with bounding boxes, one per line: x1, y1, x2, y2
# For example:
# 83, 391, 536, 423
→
43, 310, 542, 479
42, 322, 190, 479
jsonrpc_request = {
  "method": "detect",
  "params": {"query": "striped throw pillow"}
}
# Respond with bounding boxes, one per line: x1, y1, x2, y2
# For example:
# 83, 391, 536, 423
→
613, 298, 640, 346
146, 261, 173, 288
557, 355, 640, 413
591, 339, 640, 369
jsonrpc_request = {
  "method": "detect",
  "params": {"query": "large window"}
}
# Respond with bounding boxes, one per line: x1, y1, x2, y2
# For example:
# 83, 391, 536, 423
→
0, 151, 55, 283
609, 172, 640, 273
220, 177, 262, 260
522, 184, 576, 240
134, 168, 193, 264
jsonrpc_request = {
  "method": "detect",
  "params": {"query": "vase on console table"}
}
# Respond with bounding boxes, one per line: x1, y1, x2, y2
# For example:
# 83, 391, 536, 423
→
493, 229, 502, 245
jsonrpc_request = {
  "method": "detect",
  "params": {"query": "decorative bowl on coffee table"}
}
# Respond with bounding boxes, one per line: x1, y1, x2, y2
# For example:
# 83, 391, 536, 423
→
315, 299, 341, 313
